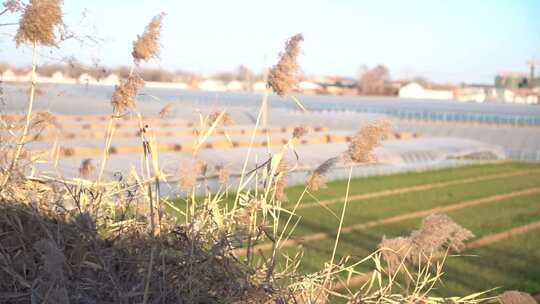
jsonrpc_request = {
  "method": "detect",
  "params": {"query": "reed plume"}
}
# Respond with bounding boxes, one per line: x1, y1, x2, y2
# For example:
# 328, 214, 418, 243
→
208, 110, 234, 126
274, 158, 288, 201
215, 164, 230, 186
345, 119, 391, 163
498, 291, 537, 304
306, 156, 339, 191
78, 158, 95, 178
268, 33, 303, 96
378, 214, 474, 272
111, 74, 145, 114
15, 0, 63, 46
3, 0, 21, 12
158, 102, 175, 118
293, 126, 308, 139
177, 156, 207, 191
132, 13, 165, 62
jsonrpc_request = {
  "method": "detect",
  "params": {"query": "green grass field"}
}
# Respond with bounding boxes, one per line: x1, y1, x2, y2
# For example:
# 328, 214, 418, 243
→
277, 162, 540, 300
173, 162, 540, 300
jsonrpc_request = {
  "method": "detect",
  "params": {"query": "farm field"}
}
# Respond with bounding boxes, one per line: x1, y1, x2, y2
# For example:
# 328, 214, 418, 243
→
217, 162, 540, 300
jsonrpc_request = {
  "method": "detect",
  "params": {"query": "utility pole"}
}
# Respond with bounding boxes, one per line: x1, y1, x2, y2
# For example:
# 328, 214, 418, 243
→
526, 57, 538, 88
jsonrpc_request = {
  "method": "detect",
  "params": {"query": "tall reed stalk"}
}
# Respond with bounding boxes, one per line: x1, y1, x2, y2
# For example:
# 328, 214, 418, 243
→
1, 41, 37, 187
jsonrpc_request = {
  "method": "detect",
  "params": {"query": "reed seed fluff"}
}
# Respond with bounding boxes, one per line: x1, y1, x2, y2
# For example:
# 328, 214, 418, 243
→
15, 0, 63, 46
267, 33, 303, 96
132, 13, 165, 62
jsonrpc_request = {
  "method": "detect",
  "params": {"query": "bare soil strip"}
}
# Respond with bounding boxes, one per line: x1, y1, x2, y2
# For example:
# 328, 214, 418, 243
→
333, 219, 540, 291
466, 220, 540, 249
249, 187, 540, 253
298, 170, 539, 210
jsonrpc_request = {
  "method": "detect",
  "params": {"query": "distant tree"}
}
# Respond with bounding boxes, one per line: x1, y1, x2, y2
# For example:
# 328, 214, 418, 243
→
357, 64, 391, 95
214, 71, 236, 82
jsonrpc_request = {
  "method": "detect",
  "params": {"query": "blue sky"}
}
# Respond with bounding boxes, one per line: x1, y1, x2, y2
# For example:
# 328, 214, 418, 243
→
1, 0, 539, 83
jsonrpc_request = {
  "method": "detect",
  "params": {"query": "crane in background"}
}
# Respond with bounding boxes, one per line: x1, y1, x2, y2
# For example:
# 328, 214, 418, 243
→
526, 57, 538, 88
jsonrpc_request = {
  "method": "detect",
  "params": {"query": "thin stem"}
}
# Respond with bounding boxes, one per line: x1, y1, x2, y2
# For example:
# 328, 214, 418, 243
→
321, 165, 353, 294
96, 62, 135, 184
233, 89, 269, 208
2, 41, 38, 187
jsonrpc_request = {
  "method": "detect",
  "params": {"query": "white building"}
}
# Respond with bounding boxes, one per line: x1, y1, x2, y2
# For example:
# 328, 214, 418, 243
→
252, 81, 267, 92
198, 79, 226, 92
1, 69, 17, 82
455, 87, 486, 103
298, 81, 322, 93
78, 73, 96, 85
226, 80, 244, 91
101, 74, 120, 86
399, 82, 454, 100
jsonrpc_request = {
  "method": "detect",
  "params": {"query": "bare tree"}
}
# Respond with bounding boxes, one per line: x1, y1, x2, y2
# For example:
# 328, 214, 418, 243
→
357, 64, 391, 96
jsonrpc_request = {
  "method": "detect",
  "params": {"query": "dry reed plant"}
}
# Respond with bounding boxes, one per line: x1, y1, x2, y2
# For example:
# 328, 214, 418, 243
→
345, 119, 392, 163
378, 214, 474, 273
293, 126, 308, 139
1, 0, 64, 188
177, 156, 207, 192
78, 158, 95, 178
498, 291, 537, 304
207, 110, 234, 126
268, 33, 303, 96
158, 101, 175, 118
132, 12, 165, 62
215, 164, 230, 186
274, 158, 289, 201
14, 0, 63, 46
111, 74, 145, 114
306, 156, 340, 191
2, 0, 21, 13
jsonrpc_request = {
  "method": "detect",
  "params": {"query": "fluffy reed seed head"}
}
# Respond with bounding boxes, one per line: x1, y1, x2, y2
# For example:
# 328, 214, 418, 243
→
345, 120, 391, 163
110, 74, 145, 114
215, 164, 230, 186
132, 13, 165, 62
379, 214, 473, 270
15, 0, 63, 46
293, 126, 308, 139
498, 291, 537, 304
3, 0, 21, 12
31, 111, 57, 129
409, 214, 474, 258
306, 156, 339, 191
177, 156, 207, 191
267, 33, 304, 96
378, 236, 412, 274
274, 158, 289, 201
78, 158, 95, 179
207, 110, 234, 126
158, 102, 174, 118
